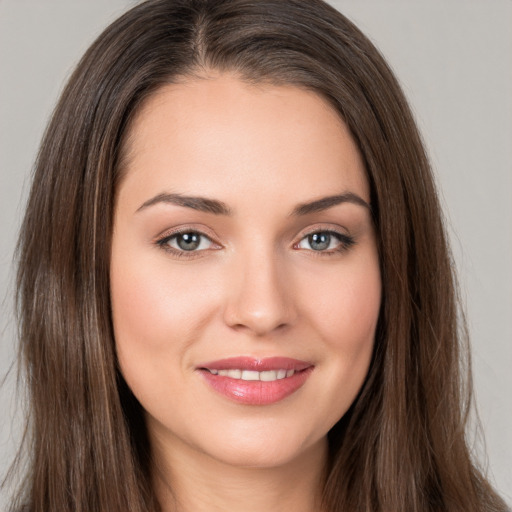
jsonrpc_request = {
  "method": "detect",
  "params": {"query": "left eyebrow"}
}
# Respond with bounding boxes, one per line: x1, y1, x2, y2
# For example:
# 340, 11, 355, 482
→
290, 192, 371, 216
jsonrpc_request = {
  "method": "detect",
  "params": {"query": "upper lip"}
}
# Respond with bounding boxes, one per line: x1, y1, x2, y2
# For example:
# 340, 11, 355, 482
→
197, 356, 312, 372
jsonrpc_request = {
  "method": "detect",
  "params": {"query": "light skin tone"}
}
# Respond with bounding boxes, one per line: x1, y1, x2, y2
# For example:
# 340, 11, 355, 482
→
110, 72, 381, 512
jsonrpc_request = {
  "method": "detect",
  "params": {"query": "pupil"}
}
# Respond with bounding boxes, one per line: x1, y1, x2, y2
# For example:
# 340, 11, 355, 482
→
177, 233, 200, 251
309, 232, 330, 251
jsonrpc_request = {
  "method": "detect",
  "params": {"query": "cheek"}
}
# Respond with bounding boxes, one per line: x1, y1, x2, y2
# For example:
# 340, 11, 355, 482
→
110, 254, 229, 430
112, 253, 212, 334
302, 251, 381, 349
110, 250, 222, 385
298, 253, 381, 418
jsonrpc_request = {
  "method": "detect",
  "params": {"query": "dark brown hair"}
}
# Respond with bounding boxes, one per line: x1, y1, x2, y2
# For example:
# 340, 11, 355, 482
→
9, 0, 507, 510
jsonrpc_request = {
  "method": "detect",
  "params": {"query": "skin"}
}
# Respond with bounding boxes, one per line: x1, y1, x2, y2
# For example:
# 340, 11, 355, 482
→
110, 73, 381, 512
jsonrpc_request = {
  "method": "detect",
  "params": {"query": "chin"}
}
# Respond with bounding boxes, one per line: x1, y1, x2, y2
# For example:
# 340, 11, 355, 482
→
197, 423, 327, 470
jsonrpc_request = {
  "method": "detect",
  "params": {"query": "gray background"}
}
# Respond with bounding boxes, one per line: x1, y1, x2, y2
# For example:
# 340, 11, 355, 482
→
1, 0, 511, 506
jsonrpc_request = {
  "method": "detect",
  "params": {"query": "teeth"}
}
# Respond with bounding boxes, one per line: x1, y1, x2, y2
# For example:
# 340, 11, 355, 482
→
260, 370, 277, 382
208, 368, 296, 381
241, 370, 260, 380
218, 369, 242, 378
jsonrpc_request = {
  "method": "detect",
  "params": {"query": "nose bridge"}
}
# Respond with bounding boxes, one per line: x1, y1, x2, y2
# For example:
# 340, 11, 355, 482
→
223, 240, 295, 336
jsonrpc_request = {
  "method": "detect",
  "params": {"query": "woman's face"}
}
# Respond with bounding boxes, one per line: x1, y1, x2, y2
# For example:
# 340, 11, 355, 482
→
110, 74, 381, 469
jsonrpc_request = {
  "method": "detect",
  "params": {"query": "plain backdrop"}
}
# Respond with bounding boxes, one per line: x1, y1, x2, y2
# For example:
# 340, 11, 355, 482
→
1, 0, 511, 507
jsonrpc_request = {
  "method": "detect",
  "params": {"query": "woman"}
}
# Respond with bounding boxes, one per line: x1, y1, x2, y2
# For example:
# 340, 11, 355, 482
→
6, 0, 508, 510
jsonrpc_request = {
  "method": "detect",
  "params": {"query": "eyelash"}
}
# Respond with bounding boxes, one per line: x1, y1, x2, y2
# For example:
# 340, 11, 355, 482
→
155, 227, 355, 260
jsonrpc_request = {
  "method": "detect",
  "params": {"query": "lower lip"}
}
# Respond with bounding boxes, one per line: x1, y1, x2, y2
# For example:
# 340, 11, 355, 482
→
198, 367, 314, 405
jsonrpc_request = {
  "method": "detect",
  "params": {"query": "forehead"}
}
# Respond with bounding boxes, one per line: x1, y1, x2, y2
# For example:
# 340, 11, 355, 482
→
118, 73, 369, 210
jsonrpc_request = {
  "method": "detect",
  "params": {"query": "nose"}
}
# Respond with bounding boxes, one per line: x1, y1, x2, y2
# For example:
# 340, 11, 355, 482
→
222, 249, 297, 336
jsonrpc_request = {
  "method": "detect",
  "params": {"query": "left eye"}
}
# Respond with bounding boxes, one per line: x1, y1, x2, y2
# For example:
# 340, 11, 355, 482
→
162, 231, 214, 252
296, 231, 348, 252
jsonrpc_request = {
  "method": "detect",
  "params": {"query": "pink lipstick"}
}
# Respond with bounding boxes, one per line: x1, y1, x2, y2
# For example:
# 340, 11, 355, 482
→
197, 357, 314, 405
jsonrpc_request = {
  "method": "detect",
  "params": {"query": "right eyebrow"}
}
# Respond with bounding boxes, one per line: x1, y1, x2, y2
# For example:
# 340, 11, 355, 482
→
136, 192, 232, 216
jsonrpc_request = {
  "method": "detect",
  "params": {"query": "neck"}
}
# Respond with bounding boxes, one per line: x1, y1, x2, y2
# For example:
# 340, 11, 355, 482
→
151, 434, 328, 512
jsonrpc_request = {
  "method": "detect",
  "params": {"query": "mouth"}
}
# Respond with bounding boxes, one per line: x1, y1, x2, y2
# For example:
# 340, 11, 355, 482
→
203, 368, 297, 381
196, 357, 314, 405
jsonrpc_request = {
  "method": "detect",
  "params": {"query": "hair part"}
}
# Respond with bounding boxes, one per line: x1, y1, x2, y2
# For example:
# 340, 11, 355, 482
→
11, 1, 507, 511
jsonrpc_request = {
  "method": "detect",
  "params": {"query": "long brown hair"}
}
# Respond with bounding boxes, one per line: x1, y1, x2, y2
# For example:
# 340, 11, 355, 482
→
9, 0, 507, 510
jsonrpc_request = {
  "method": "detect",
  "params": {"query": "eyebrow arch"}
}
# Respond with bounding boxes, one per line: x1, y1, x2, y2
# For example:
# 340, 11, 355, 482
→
290, 192, 371, 216
136, 193, 232, 215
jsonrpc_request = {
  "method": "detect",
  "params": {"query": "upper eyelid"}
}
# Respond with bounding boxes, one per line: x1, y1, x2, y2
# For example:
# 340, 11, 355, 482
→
156, 223, 349, 240
157, 233, 219, 253
155, 225, 219, 244
295, 224, 350, 240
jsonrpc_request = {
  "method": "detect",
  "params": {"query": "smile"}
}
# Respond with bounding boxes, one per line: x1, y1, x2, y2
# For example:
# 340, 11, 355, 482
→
206, 369, 296, 381
197, 357, 314, 405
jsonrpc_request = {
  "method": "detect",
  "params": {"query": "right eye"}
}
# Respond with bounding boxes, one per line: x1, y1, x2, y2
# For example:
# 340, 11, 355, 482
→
157, 230, 217, 255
